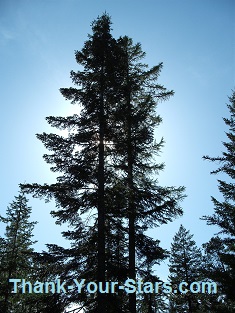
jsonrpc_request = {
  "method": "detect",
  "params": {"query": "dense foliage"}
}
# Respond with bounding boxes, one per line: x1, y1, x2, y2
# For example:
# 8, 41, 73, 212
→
201, 90, 235, 312
1, 12, 234, 313
0, 192, 36, 312
20, 13, 185, 312
168, 225, 203, 313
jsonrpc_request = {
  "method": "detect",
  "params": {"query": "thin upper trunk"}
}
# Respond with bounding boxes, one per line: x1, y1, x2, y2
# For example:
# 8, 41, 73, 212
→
97, 63, 106, 313
127, 71, 136, 313
4, 209, 21, 311
183, 243, 193, 313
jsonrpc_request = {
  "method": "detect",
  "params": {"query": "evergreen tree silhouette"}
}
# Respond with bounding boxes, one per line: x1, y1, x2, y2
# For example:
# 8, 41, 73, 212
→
21, 13, 185, 312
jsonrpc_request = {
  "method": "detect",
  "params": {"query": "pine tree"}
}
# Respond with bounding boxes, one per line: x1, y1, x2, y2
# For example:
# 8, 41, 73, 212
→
20, 13, 185, 312
168, 225, 203, 313
0, 192, 37, 312
202, 90, 235, 311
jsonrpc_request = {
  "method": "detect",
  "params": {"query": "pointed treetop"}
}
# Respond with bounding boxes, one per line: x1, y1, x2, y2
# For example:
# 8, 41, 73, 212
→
91, 12, 112, 35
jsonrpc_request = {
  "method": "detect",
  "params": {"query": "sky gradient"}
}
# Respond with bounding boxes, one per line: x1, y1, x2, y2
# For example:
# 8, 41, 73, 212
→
0, 0, 235, 283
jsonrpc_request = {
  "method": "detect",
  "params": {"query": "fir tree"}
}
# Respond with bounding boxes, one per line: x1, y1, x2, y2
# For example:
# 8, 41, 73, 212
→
0, 192, 37, 312
112, 35, 185, 312
202, 90, 235, 311
21, 13, 125, 312
20, 13, 185, 312
168, 225, 203, 313
0, 193, 66, 312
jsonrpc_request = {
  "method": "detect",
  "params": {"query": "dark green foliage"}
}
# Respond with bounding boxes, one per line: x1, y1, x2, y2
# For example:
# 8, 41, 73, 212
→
0, 193, 66, 312
20, 13, 185, 312
168, 225, 203, 313
202, 90, 235, 311
0, 192, 37, 312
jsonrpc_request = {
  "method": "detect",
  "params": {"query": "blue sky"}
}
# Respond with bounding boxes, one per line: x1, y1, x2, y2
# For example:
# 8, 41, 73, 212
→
0, 0, 234, 283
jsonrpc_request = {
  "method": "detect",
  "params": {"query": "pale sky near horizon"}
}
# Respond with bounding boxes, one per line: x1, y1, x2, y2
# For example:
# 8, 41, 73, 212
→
0, 0, 235, 287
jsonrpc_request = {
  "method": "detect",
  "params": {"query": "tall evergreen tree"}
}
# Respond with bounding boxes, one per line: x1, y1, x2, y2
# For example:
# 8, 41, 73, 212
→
0, 192, 37, 312
168, 225, 203, 313
21, 13, 125, 312
20, 13, 185, 312
112, 35, 186, 312
202, 90, 235, 311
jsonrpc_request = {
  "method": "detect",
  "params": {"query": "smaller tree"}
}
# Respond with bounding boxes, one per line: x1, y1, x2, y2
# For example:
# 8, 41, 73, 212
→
0, 192, 37, 312
136, 236, 168, 313
168, 225, 203, 313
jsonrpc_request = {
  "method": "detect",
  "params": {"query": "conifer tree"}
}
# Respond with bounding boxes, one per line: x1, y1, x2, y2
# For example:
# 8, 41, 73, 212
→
0, 193, 66, 312
20, 13, 185, 312
168, 225, 203, 313
113, 35, 185, 313
136, 256, 168, 313
201, 237, 235, 312
21, 13, 125, 312
0, 192, 37, 312
202, 90, 235, 310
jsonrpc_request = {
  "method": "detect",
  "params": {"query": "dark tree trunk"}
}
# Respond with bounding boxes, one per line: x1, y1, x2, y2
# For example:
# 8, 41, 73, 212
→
97, 64, 106, 313
127, 87, 136, 313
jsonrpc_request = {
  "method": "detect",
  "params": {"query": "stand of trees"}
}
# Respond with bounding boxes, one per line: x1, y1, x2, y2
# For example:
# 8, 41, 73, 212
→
168, 90, 235, 313
1, 12, 234, 313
